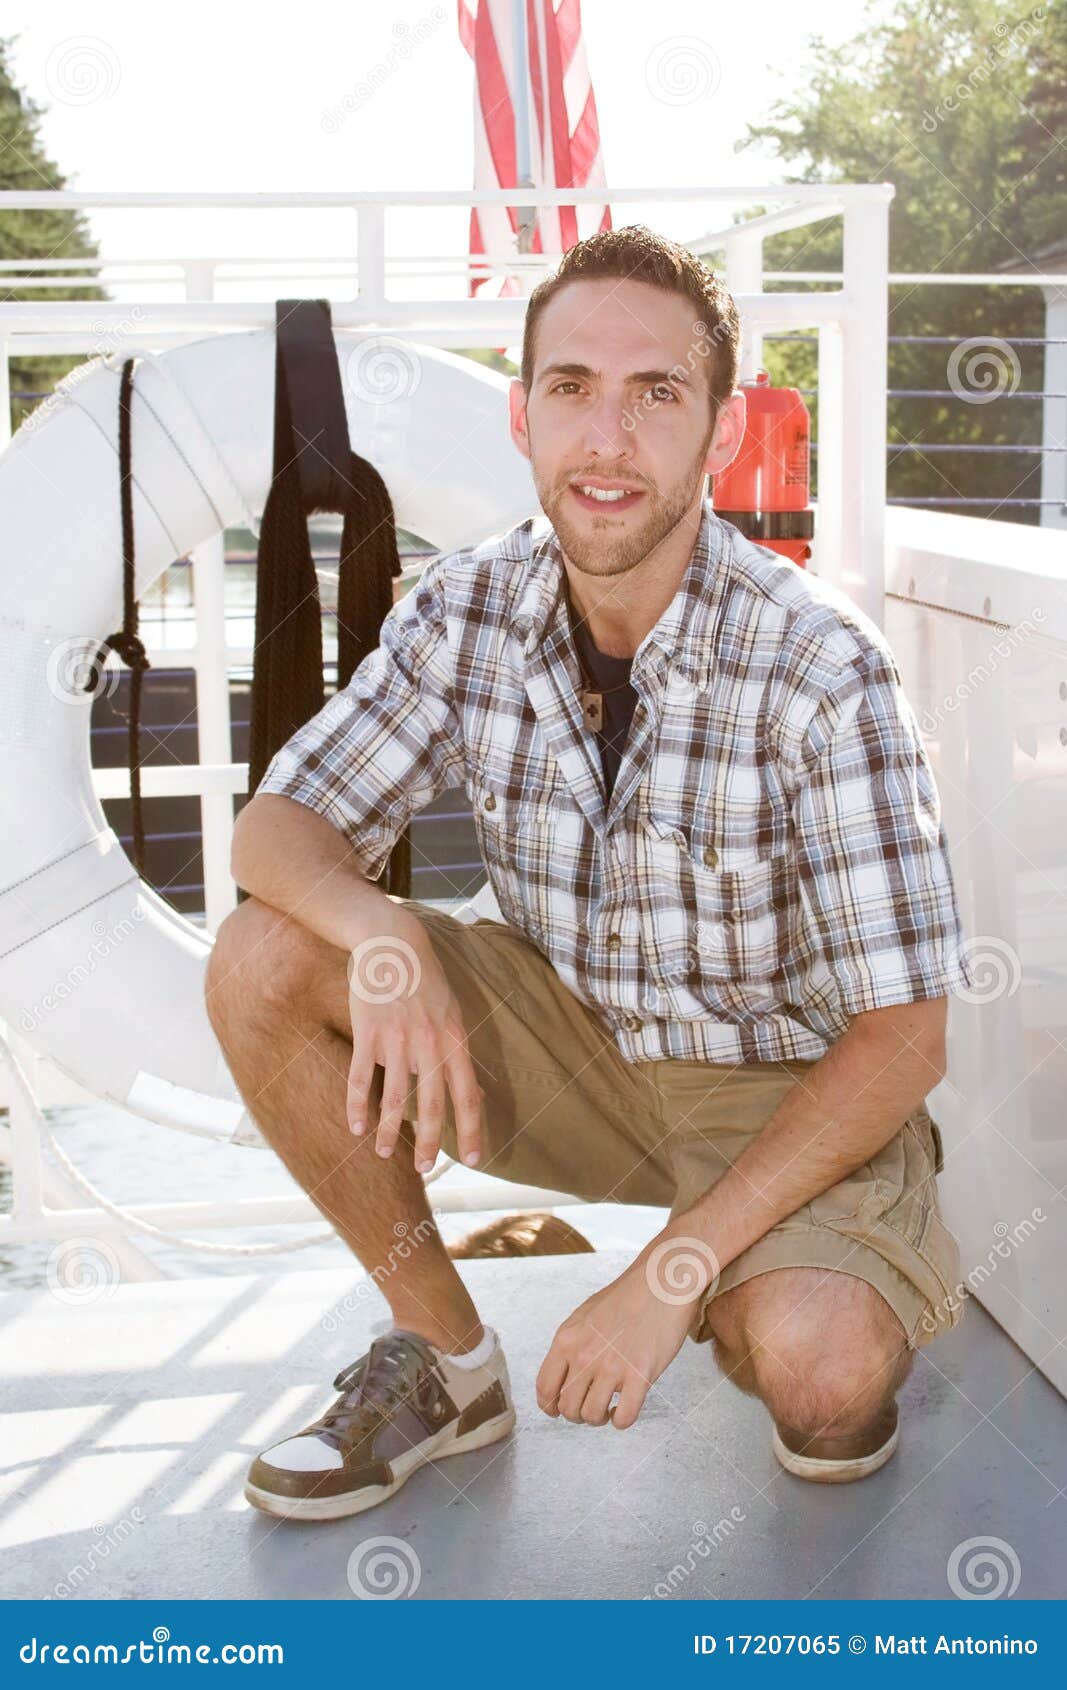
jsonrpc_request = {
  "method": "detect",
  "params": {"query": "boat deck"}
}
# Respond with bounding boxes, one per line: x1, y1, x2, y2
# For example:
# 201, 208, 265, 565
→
2, 1251, 1063, 1601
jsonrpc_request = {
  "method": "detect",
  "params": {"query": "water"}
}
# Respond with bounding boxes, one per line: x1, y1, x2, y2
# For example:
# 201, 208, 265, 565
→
0, 1102, 668, 1292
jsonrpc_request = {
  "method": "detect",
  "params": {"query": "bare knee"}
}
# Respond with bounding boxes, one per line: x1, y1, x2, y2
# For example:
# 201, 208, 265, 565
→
205, 896, 324, 1024
728, 1269, 912, 1437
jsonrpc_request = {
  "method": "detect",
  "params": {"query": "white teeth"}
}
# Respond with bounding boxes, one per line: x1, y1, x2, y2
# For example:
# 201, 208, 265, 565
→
578, 486, 633, 501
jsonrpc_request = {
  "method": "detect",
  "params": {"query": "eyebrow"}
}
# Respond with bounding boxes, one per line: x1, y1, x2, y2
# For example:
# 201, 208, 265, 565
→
538, 361, 691, 389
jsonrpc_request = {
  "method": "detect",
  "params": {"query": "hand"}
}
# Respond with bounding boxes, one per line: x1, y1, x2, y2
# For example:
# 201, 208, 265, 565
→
535, 1230, 718, 1429
344, 904, 485, 1173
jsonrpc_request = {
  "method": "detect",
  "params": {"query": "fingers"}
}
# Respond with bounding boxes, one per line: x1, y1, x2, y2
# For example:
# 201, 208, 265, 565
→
371, 1031, 410, 1158
346, 1035, 378, 1137
411, 1043, 446, 1174
443, 1040, 484, 1167
608, 1372, 649, 1431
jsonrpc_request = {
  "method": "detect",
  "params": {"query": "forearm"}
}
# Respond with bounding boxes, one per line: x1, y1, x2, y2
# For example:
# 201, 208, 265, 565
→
666, 1003, 947, 1275
231, 793, 397, 951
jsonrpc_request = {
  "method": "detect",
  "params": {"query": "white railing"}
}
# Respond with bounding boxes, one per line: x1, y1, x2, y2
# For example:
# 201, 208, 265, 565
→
0, 184, 893, 1267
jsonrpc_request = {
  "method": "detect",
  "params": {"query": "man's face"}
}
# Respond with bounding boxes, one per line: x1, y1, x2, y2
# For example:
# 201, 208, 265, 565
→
509, 277, 741, 582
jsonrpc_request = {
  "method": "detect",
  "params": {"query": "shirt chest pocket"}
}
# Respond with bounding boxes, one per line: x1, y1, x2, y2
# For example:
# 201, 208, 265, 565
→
637, 812, 790, 985
469, 767, 571, 940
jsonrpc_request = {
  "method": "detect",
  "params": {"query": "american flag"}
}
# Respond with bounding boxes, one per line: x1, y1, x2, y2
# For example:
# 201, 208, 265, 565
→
457, 0, 612, 301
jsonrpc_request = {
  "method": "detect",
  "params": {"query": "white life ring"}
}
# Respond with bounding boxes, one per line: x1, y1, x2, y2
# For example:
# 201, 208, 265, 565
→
0, 333, 531, 1144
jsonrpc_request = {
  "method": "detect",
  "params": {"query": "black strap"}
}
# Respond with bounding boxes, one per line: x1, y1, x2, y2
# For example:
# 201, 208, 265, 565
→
715, 508, 815, 540
85, 358, 151, 880
242, 302, 410, 903
273, 299, 352, 508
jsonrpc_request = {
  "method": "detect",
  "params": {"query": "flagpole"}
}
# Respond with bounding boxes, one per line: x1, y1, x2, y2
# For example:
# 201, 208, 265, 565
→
512, 0, 536, 257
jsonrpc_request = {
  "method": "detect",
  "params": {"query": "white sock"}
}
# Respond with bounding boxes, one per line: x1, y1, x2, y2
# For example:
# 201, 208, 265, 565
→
441, 1324, 497, 1369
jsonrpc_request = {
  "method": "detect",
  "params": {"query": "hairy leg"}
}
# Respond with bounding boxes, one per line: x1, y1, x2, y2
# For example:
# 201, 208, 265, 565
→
702, 1265, 914, 1460
204, 895, 484, 1354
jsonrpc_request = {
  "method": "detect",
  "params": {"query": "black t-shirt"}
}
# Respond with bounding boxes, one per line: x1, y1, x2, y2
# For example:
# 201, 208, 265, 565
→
564, 590, 639, 800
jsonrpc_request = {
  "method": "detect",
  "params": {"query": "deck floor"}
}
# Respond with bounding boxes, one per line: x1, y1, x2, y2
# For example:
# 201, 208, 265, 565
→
1, 1252, 1063, 1601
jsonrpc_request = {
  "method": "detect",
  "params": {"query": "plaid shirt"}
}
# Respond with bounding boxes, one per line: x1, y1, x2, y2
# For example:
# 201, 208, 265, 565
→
256, 499, 973, 1065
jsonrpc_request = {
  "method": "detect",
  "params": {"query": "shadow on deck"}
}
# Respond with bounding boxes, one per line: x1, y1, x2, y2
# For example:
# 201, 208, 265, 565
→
1, 1252, 1063, 1600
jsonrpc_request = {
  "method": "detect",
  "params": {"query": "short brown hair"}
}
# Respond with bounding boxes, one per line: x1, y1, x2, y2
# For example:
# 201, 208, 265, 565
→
520, 224, 740, 417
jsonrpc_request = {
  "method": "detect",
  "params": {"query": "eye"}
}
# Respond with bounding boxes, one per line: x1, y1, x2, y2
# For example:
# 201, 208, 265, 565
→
646, 383, 678, 404
550, 381, 583, 396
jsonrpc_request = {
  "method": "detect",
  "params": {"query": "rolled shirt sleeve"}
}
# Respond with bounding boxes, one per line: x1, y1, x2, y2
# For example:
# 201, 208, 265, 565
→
253, 554, 466, 881
791, 640, 975, 1017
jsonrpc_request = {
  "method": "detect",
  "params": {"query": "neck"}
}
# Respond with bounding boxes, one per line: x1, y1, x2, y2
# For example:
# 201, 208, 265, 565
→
560, 493, 704, 658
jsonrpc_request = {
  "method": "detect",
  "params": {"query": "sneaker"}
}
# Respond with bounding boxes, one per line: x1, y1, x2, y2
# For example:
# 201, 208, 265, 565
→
244, 1326, 515, 1521
771, 1404, 899, 1483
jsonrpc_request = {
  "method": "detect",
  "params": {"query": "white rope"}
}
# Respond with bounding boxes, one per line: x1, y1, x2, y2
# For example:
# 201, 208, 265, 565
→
0, 1031, 452, 1258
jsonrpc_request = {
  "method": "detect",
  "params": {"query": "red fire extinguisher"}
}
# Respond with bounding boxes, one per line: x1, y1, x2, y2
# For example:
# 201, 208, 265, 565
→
712, 370, 814, 568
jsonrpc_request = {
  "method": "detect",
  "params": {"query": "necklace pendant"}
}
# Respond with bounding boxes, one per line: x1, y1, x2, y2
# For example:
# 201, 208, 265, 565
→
580, 688, 604, 732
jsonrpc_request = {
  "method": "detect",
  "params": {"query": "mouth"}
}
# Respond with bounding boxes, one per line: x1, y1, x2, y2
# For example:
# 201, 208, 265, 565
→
568, 479, 647, 515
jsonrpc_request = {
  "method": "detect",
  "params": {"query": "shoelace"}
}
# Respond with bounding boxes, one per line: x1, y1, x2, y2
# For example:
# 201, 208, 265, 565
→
318, 1334, 438, 1448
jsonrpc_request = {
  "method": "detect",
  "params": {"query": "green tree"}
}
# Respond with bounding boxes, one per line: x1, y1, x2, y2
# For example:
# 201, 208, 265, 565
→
0, 34, 107, 432
732, 0, 1063, 522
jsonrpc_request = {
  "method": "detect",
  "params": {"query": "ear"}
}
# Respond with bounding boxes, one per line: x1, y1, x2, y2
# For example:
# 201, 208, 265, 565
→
703, 390, 746, 478
509, 377, 532, 462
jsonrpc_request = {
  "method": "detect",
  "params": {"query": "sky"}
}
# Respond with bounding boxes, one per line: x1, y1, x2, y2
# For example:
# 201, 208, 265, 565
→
3, 0, 864, 296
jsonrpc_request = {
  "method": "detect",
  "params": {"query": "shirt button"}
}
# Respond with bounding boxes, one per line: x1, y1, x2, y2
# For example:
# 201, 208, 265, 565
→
606, 932, 622, 950
484, 793, 496, 811
623, 1014, 642, 1032
703, 844, 719, 868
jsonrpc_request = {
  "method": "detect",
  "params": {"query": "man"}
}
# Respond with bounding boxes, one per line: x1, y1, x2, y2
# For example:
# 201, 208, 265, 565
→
206, 226, 972, 1523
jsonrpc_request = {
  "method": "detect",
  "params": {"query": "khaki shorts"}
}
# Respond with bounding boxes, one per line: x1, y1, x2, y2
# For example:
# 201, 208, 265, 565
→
397, 900, 964, 1352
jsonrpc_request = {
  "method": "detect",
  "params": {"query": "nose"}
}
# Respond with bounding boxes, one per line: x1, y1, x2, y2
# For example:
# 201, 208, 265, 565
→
581, 390, 638, 463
